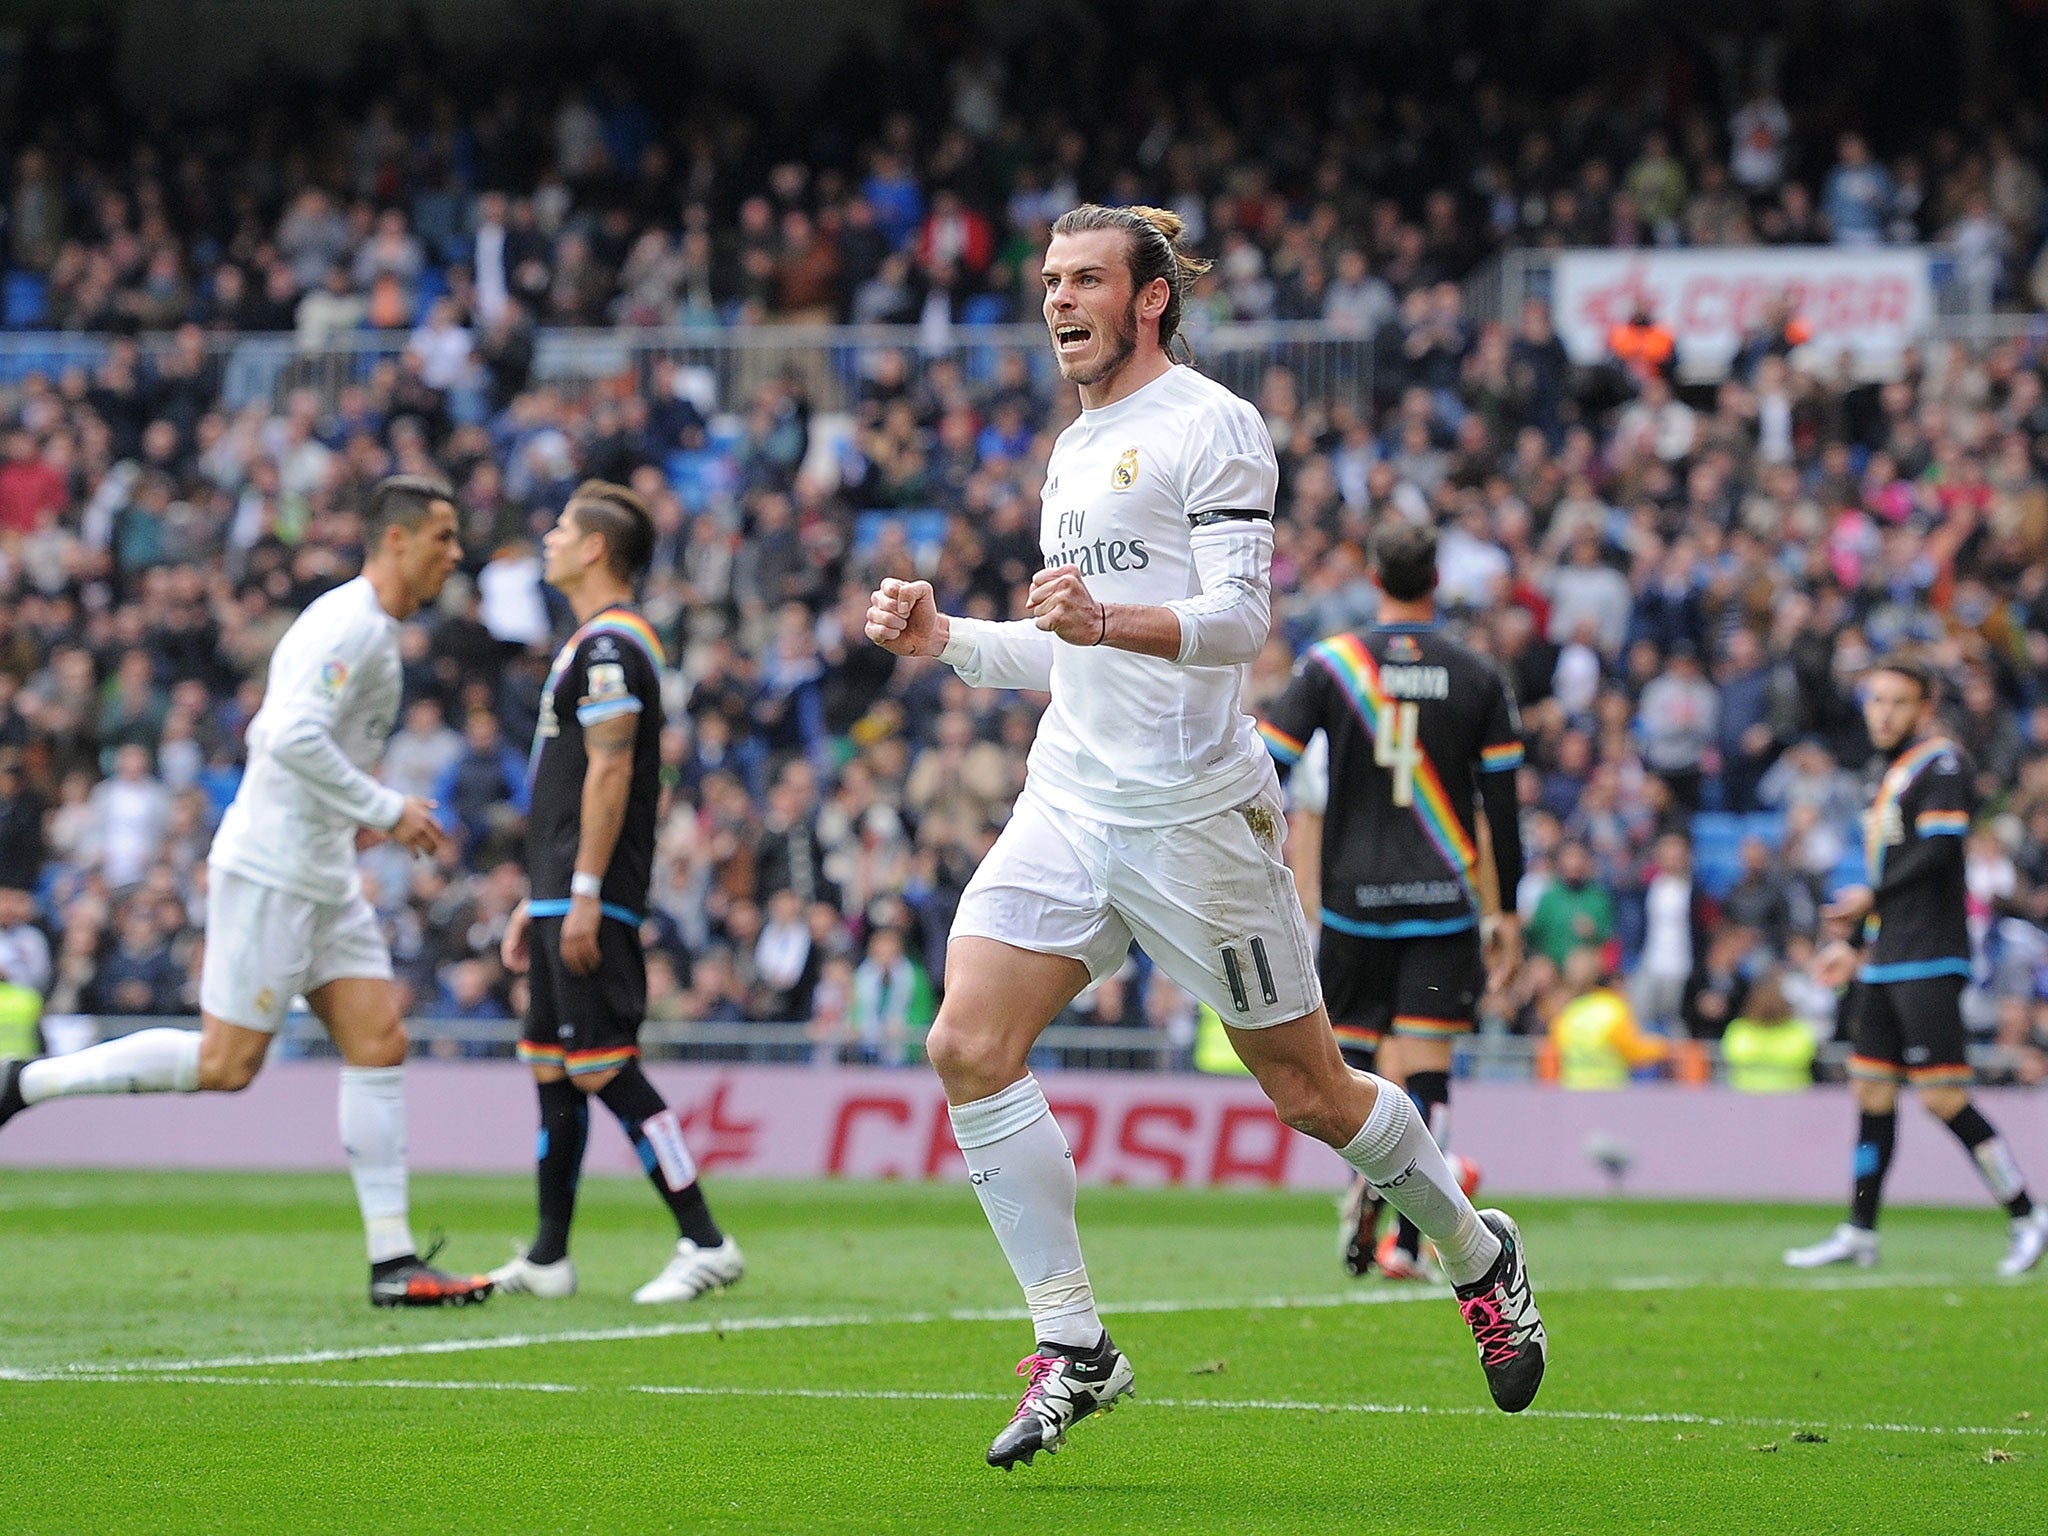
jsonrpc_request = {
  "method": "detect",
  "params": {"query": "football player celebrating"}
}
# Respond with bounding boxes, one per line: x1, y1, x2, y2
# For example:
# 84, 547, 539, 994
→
867, 205, 1546, 1470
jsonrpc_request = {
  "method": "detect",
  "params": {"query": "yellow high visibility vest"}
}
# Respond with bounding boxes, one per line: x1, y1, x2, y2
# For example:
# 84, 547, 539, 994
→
1553, 988, 1635, 1090
0, 981, 42, 1059
1194, 1004, 1251, 1075
1721, 1018, 1816, 1093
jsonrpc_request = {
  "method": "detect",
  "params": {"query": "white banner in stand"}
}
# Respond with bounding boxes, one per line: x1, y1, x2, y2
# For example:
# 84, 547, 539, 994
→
1549, 246, 1934, 378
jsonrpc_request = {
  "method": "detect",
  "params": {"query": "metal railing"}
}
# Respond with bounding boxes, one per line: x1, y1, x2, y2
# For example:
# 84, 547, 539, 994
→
48, 1013, 2040, 1086
0, 320, 1376, 419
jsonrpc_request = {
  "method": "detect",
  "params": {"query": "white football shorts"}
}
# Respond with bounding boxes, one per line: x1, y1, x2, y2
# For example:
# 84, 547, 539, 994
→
951, 783, 1323, 1030
199, 866, 393, 1033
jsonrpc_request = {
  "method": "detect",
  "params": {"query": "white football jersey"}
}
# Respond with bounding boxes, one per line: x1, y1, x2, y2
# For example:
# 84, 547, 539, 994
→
958, 364, 1281, 828
209, 576, 407, 905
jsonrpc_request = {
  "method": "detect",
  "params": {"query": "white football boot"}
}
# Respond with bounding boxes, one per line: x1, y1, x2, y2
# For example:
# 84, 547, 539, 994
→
1783, 1223, 1879, 1270
632, 1236, 745, 1304
486, 1250, 578, 1298
1997, 1206, 2048, 1279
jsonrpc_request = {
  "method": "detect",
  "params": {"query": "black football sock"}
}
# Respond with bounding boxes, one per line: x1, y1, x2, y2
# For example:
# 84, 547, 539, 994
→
527, 1077, 590, 1266
1849, 1110, 1896, 1230
598, 1061, 724, 1248
1393, 1070, 1452, 1258
1942, 1102, 2034, 1220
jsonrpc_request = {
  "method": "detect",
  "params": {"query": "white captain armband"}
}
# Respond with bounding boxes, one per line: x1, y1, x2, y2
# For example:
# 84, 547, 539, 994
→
576, 660, 642, 726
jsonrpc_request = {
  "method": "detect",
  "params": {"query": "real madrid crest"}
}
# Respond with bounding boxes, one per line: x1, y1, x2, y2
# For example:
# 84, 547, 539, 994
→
1111, 447, 1138, 490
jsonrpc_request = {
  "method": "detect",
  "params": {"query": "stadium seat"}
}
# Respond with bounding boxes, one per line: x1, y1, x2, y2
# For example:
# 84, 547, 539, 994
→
3, 270, 49, 328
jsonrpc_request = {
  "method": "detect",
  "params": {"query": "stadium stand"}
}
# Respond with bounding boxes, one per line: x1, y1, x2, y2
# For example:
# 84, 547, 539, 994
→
1, 8, 2047, 1086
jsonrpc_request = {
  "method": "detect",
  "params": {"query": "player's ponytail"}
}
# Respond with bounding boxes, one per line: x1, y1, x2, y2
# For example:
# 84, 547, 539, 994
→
1051, 203, 1213, 363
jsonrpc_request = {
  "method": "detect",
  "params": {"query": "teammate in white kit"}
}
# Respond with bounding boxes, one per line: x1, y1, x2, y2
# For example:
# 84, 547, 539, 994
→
0, 477, 494, 1307
866, 205, 1546, 1469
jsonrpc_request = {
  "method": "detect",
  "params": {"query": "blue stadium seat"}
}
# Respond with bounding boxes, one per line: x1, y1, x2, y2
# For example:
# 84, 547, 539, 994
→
665, 448, 739, 514
853, 508, 951, 566
3, 270, 48, 328
1688, 812, 1745, 899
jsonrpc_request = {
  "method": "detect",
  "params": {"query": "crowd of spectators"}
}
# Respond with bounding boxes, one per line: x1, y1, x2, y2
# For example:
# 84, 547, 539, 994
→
6, 12, 2048, 347
1, 20, 2047, 1080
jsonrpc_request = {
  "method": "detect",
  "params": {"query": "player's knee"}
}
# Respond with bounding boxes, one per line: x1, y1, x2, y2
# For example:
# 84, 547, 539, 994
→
1262, 1068, 1347, 1145
355, 1014, 408, 1069
1851, 1078, 1898, 1115
925, 1015, 1019, 1098
196, 1051, 261, 1093
1919, 1084, 1969, 1121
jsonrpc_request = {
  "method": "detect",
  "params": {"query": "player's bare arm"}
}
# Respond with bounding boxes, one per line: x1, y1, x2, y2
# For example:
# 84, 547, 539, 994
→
563, 710, 636, 976
388, 796, 450, 858
501, 899, 532, 975
1026, 564, 1183, 657
1284, 806, 1323, 929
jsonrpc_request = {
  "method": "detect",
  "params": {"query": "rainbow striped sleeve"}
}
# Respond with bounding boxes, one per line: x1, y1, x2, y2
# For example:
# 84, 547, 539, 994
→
1915, 809, 1969, 836
1480, 742, 1524, 773
1258, 721, 1307, 764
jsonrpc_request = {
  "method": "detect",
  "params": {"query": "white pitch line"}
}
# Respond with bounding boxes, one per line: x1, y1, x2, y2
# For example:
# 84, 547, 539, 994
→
0, 1289, 1460, 1381
17, 1371, 2042, 1441
0, 1269, 2013, 1384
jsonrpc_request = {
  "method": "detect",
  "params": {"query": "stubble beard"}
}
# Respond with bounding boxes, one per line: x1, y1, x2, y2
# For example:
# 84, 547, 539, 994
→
1056, 295, 1140, 389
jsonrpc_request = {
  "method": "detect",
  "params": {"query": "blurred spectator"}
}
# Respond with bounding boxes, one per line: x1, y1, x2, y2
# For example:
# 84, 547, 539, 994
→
89, 904, 183, 1016
848, 926, 934, 1066
1721, 968, 1818, 1091
1552, 947, 1666, 1089
436, 710, 529, 853
1628, 833, 1710, 1034
86, 745, 171, 891
0, 888, 52, 996
1528, 840, 1617, 968
1822, 133, 1894, 246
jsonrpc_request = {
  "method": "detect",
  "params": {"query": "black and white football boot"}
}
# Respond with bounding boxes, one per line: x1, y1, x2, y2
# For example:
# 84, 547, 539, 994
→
986, 1334, 1135, 1469
1454, 1209, 1547, 1413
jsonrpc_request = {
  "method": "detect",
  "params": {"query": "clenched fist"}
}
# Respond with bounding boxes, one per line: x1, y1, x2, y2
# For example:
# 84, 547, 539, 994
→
866, 577, 945, 658
1026, 564, 1105, 646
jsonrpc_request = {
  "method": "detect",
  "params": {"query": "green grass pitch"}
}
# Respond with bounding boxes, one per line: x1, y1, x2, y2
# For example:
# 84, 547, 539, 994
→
0, 1171, 2041, 1534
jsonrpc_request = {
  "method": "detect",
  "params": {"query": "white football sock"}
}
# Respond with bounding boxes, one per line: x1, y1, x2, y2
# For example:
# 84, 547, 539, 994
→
950, 1075, 1103, 1350
1339, 1073, 1501, 1287
340, 1065, 414, 1265
19, 1028, 201, 1102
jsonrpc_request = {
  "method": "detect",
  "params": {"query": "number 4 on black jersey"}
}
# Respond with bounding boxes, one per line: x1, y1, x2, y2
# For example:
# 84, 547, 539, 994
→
1259, 621, 1524, 938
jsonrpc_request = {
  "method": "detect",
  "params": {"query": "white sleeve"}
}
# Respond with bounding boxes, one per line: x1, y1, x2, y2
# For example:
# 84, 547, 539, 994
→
1178, 396, 1280, 522
939, 616, 1058, 692
268, 620, 407, 831
1166, 518, 1274, 667
1162, 395, 1277, 668
1288, 730, 1330, 815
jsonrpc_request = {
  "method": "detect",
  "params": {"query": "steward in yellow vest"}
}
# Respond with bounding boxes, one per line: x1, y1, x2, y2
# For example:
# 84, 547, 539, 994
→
1550, 948, 1666, 1089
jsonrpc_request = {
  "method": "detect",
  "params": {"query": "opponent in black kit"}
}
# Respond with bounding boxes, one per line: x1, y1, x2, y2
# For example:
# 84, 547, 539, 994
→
1260, 521, 1525, 1278
1786, 655, 2047, 1278
494, 479, 745, 1304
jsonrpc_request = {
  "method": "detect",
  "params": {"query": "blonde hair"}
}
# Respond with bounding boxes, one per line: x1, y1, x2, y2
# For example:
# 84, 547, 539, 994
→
1050, 203, 1213, 361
